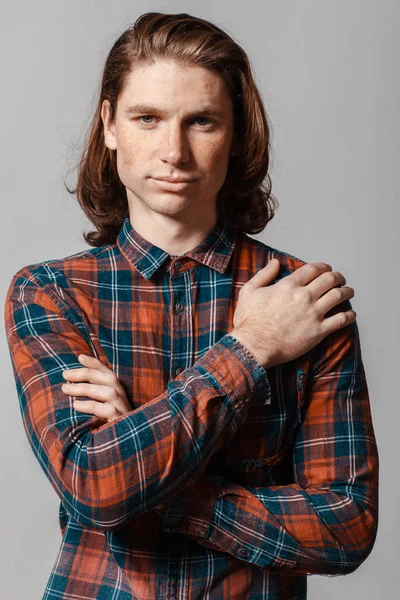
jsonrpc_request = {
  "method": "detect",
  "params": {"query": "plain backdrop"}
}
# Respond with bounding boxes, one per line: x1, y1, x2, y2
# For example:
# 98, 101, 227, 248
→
1, 1, 397, 598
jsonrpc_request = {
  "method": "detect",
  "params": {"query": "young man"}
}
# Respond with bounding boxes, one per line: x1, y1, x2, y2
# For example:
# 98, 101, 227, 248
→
4, 12, 378, 600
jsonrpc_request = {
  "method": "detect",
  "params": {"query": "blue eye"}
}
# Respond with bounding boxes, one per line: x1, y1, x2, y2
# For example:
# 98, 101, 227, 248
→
138, 115, 155, 125
137, 115, 213, 127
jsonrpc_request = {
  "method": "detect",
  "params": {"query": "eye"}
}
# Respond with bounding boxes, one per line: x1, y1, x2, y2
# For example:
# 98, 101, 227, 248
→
138, 115, 156, 125
136, 115, 213, 127
193, 116, 213, 127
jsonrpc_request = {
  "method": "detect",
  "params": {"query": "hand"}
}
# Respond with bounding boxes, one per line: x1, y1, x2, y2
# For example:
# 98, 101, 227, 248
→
230, 259, 356, 369
61, 354, 169, 518
61, 354, 131, 423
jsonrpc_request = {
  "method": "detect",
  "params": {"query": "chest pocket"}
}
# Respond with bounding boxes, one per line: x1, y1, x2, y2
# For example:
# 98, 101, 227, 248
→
209, 364, 309, 486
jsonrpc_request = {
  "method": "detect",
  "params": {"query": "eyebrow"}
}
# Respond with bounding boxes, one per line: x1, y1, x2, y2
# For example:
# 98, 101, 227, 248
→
124, 103, 227, 118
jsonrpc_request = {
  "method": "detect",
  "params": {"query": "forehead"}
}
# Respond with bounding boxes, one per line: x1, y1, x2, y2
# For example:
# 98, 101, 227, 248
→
119, 59, 232, 110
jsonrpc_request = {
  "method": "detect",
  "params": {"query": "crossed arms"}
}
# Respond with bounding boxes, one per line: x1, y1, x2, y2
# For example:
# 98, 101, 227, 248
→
4, 267, 379, 576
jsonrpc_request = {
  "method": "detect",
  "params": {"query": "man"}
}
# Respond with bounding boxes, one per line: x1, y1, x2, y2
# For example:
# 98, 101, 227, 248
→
4, 12, 378, 600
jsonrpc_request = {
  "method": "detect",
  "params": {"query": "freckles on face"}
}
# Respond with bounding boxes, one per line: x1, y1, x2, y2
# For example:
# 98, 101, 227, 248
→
115, 131, 151, 181
117, 127, 230, 185
108, 60, 236, 204
190, 126, 233, 173
203, 136, 232, 179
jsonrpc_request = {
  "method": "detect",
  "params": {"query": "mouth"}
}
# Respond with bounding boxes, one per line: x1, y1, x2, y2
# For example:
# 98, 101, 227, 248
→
151, 178, 196, 192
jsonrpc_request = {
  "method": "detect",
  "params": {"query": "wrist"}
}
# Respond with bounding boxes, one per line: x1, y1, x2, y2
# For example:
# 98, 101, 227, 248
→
229, 328, 274, 369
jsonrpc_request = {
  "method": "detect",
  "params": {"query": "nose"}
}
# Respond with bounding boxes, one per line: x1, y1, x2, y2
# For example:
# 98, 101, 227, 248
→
159, 123, 190, 165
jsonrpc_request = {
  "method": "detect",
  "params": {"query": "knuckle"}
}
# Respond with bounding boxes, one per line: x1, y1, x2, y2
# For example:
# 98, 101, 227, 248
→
106, 403, 117, 418
109, 373, 119, 386
109, 388, 119, 402
309, 262, 321, 273
301, 286, 312, 301
326, 271, 338, 285
102, 403, 112, 417
284, 276, 295, 289
342, 286, 353, 298
332, 287, 342, 301
309, 262, 331, 277
317, 261, 331, 270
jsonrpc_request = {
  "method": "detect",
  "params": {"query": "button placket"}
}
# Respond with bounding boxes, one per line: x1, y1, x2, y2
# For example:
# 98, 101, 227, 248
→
170, 260, 189, 381
175, 302, 184, 313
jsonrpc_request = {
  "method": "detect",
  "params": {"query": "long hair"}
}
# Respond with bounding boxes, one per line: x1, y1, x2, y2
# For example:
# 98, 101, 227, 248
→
65, 12, 279, 246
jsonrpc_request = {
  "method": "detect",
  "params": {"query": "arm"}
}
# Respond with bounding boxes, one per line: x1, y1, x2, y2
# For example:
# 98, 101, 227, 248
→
159, 311, 379, 576
4, 267, 271, 532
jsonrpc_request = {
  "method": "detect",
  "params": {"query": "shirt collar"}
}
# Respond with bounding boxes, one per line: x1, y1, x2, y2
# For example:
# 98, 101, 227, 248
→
116, 215, 239, 280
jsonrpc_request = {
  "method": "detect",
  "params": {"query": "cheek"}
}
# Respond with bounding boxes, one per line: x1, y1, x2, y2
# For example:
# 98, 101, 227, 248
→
116, 129, 147, 163
198, 138, 230, 170
116, 143, 143, 173
209, 143, 231, 180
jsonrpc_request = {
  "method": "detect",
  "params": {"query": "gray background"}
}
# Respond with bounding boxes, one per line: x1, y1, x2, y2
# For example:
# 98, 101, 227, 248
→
1, 1, 397, 598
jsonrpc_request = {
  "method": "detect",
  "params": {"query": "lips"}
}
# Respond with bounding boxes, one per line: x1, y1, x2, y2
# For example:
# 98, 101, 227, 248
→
151, 178, 196, 192
155, 177, 195, 183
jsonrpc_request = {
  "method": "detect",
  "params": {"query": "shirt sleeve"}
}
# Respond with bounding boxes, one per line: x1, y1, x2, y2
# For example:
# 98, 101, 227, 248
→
161, 313, 379, 576
4, 267, 271, 532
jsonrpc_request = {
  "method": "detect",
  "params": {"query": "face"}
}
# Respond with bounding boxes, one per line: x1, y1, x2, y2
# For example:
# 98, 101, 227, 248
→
101, 59, 237, 226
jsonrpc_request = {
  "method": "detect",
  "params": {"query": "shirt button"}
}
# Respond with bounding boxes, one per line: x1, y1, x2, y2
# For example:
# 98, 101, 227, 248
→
175, 260, 182, 268
175, 366, 184, 376
237, 547, 250, 558
175, 302, 184, 312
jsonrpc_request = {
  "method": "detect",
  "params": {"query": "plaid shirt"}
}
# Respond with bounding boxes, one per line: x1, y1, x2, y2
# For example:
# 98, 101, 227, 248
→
4, 215, 379, 600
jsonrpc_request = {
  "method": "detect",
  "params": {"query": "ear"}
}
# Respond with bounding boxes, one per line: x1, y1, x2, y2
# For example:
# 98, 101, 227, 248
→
101, 100, 117, 150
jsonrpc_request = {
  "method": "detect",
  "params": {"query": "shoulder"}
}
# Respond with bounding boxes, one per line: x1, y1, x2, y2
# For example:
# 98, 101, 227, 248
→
6, 244, 115, 291
4, 245, 118, 321
239, 232, 308, 283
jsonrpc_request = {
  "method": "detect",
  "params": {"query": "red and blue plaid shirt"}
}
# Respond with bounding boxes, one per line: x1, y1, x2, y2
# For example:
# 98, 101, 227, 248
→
4, 215, 379, 599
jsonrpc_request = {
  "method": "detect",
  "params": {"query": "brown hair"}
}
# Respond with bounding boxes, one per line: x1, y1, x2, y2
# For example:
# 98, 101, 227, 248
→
65, 12, 279, 246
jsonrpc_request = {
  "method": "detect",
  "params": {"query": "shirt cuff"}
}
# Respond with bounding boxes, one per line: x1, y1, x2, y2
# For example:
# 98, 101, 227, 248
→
163, 473, 223, 542
195, 333, 272, 421
162, 474, 298, 569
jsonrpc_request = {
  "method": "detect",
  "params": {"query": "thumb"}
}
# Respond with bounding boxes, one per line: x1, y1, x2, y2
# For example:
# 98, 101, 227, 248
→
245, 257, 281, 290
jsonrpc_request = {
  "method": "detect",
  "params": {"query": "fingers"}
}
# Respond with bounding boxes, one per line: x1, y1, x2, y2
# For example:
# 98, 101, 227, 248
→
61, 354, 132, 423
244, 258, 280, 290
308, 270, 347, 300
62, 379, 128, 423
62, 355, 126, 397
320, 307, 357, 337
61, 382, 119, 403
78, 354, 111, 372
289, 262, 333, 287
316, 285, 355, 317
73, 399, 119, 421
